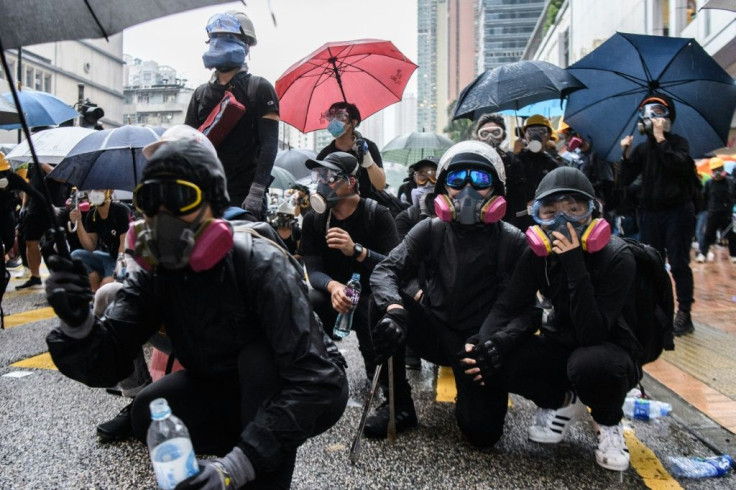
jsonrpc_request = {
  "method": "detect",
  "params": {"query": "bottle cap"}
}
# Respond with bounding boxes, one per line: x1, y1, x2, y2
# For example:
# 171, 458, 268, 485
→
150, 398, 172, 420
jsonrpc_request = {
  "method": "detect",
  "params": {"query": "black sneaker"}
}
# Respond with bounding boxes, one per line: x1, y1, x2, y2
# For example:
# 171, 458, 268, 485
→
673, 310, 694, 336
97, 402, 134, 442
363, 400, 418, 439
15, 276, 42, 290
405, 347, 421, 371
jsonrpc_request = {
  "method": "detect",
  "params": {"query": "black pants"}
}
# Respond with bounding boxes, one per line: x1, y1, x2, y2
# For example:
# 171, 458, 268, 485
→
310, 288, 377, 380
640, 202, 696, 312
379, 295, 509, 447
131, 342, 347, 489
699, 210, 736, 256
495, 335, 640, 426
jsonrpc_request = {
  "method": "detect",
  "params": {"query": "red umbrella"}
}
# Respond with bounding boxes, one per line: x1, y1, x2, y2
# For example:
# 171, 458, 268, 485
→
276, 39, 417, 133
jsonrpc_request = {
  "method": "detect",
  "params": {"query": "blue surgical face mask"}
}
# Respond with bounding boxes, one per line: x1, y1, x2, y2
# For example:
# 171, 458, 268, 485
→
202, 36, 247, 71
327, 119, 346, 138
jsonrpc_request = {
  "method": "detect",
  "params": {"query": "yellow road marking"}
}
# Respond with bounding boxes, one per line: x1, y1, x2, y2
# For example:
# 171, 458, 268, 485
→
11, 352, 58, 371
434, 367, 514, 408
624, 428, 682, 489
3, 307, 56, 328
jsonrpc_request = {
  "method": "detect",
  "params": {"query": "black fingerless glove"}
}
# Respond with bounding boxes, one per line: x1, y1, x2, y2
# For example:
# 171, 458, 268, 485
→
466, 339, 502, 385
45, 255, 93, 327
371, 308, 409, 365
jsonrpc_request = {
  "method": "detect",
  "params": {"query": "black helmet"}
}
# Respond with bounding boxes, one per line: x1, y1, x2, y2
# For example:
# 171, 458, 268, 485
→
534, 167, 595, 202
143, 139, 230, 217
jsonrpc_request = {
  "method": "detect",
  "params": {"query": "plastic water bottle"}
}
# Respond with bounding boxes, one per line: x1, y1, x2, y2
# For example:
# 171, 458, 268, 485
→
147, 398, 199, 489
622, 397, 672, 421
333, 273, 361, 339
667, 455, 734, 478
115, 253, 127, 282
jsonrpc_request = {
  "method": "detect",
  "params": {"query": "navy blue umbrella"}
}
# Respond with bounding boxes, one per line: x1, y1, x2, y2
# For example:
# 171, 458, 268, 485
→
453, 60, 585, 120
48, 125, 164, 191
565, 32, 736, 162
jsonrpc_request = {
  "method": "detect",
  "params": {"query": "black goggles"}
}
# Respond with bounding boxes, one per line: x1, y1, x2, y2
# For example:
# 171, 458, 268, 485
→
133, 179, 203, 217
445, 168, 493, 190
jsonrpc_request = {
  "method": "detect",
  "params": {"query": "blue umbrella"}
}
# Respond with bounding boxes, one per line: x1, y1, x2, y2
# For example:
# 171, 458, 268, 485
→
565, 32, 736, 162
48, 125, 164, 191
499, 99, 567, 118
453, 60, 585, 120
0, 89, 78, 129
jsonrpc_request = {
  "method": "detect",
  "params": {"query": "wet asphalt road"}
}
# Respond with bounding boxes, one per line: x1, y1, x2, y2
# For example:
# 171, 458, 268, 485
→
1, 281, 735, 489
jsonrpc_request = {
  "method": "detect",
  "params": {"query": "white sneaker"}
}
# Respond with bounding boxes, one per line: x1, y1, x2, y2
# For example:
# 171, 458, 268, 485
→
528, 392, 588, 444
595, 422, 630, 471
707, 252, 715, 262
730, 256, 736, 264
695, 253, 706, 263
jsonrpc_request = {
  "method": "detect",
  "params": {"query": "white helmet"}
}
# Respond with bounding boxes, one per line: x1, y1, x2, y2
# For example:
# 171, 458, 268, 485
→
227, 11, 257, 46
276, 200, 296, 216
142, 125, 218, 160
436, 140, 506, 195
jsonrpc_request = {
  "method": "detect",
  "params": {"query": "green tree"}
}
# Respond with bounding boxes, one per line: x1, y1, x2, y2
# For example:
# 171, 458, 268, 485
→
444, 100, 474, 143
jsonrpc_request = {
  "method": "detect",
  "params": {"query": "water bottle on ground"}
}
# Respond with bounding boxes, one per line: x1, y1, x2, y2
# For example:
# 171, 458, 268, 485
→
622, 397, 672, 421
333, 273, 361, 339
115, 253, 127, 282
147, 398, 199, 489
667, 455, 734, 478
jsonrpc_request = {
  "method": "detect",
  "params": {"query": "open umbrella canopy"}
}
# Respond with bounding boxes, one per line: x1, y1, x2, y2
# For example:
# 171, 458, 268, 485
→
275, 39, 417, 133
381, 131, 454, 165
0, 0, 237, 50
5, 127, 95, 167
270, 166, 296, 190
0, 96, 19, 126
0, 89, 78, 130
453, 60, 584, 120
565, 32, 736, 162
48, 125, 164, 191
499, 99, 567, 118
274, 148, 315, 181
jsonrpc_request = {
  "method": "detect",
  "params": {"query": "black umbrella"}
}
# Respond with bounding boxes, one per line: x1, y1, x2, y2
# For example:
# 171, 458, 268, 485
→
274, 148, 315, 181
564, 32, 736, 161
453, 60, 585, 120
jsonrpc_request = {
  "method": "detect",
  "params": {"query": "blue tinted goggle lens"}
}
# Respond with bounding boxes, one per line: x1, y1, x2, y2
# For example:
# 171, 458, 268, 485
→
445, 169, 492, 189
206, 14, 242, 35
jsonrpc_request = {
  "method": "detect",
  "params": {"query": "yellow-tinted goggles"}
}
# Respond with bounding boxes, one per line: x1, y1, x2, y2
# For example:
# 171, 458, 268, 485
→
133, 179, 202, 217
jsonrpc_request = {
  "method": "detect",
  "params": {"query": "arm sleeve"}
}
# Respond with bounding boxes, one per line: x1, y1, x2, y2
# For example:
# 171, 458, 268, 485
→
477, 248, 543, 355
237, 239, 347, 472
251, 79, 280, 188
45, 272, 162, 387
557, 245, 636, 346
358, 206, 399, 271
370, 219, 431, 311
300, 212, 333, 291
184, 86, 203, 127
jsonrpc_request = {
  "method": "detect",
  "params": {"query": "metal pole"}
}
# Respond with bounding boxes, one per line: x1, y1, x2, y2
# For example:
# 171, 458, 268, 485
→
16, 47, 22, 143
387, 356, 396, 443
350, 364, 383, 465
328, 57, 347, 103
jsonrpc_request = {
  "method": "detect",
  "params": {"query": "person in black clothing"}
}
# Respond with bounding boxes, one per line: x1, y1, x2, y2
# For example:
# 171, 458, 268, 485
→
44, 139, 348, 489
620, 93, 697, 336
301, 152, 399, 381
696, 157, 736, 264
69, 189, 130, 291
369, 141, 535, 443
316, 102, 387, 198
394, 157, 438, 239
16, 160, 67, 290
475, 113, 526, 227
510, 114, 562, 229
462, 167, 639, 472
269, 200, 302, 259
185, 11, 279, 219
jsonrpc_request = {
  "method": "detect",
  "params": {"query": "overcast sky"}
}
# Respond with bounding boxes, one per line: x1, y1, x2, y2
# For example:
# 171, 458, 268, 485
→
123, 0, 418, 92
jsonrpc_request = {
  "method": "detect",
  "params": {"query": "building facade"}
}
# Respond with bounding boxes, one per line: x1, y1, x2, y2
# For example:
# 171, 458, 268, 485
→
478, 0, 546, 71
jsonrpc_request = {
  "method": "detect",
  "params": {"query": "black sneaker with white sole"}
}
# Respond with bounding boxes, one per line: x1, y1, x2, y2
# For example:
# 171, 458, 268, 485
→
363, 400, 418, 438
15, 276, 42, 290
97, 403, 134, 442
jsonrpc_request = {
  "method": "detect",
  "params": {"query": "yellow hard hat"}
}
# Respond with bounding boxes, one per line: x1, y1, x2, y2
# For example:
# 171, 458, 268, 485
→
523, 114, 558, 142
0, 152, 10, 172
709, 157, 725, 171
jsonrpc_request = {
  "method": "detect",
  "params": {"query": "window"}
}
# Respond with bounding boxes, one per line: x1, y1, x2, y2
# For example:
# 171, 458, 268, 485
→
25, 67, 33, 88
34, 71, 42, 90
138, 94, 149, 104
44, 73, 52, 92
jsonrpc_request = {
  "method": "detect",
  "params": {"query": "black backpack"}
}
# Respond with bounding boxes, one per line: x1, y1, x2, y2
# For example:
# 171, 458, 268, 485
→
621, 237, 675, 364
370, 189, 410, 219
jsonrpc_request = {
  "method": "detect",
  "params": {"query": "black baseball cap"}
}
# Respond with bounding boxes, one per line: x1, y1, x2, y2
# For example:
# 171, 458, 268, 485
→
305, 151, 359, 176
409, 156, 439, 171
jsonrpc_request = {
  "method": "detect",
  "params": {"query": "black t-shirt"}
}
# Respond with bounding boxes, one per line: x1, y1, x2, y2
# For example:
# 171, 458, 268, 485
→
301, 200, 398, 294
83, 201, 130, 258
185, 72, 280, 205
27, 164, 66, 213
316, 137, 384, 199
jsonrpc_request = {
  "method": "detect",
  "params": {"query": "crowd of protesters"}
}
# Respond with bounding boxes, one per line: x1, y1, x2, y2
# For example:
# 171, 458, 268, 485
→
1, 8, 733, 489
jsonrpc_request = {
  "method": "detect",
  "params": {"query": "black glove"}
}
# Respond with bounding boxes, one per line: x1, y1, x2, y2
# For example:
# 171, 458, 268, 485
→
463, 339, 502, 385
371, 308, 409, 365
45, 255, 93, 327
176, 447, 254, 490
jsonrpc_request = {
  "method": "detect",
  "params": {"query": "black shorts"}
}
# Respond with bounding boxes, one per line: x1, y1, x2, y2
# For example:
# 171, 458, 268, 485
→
23, 211, 52, 241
